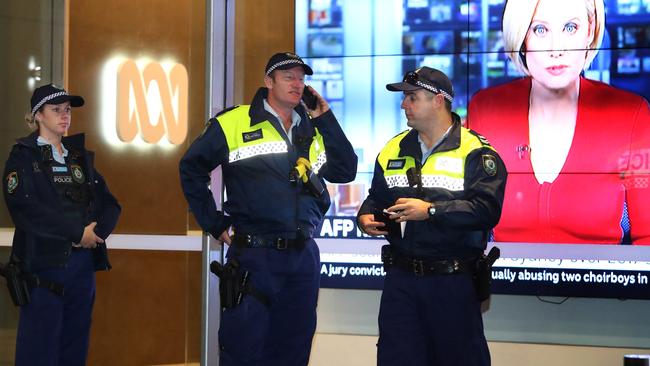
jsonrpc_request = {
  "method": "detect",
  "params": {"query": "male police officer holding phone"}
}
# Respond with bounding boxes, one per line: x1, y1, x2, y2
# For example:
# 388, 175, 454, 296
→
179, 52, 356, 366
357, 67, 507, 366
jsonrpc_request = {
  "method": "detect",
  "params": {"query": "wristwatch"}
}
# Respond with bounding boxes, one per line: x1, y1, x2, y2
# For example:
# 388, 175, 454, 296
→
428, 203, 436, 218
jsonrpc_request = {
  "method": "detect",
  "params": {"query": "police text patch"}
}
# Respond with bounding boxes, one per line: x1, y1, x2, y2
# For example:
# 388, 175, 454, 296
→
54, 176, 73, 183
387, 159, 406, 170
243, 129, 263, 143
482, 155, 497, 176
6, 172, 18, 194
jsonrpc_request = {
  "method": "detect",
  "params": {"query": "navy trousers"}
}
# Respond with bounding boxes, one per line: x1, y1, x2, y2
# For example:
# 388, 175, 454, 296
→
377, 268, 490, 366
218, 239, 320, 366
15, 249, 96, 366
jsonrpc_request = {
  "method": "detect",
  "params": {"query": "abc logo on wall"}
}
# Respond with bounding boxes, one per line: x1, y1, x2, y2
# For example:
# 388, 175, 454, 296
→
102, 57, 189, 147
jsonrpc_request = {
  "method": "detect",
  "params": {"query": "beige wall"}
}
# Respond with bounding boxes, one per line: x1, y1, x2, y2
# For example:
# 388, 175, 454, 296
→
310, 334, 649, 366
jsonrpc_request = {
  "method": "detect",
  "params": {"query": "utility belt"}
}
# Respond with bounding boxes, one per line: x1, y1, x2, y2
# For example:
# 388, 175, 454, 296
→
0, 262, 65, 307
381, 245, 476, 276
209, 258, 270, 309
381, 245, 500, 302
231, 233, 307, 250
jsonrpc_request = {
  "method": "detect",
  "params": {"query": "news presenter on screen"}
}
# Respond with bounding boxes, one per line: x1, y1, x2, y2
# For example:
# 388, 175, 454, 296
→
467, 0, 650, 244
356, 67, 507, 366
179, 52, 356, 365
2, 84, 121, 365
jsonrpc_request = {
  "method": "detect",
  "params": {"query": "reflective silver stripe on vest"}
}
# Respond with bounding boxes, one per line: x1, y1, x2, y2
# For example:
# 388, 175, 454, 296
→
385, 175, 409, 188
422, 175, 464, 191
386, 174, 464, 191
312, 151, 327, 174
229, 141, 288, 163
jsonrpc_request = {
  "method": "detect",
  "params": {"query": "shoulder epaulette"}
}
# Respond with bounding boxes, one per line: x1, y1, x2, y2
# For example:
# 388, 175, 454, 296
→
214, 105, 240, 118
467, 129, 492, 147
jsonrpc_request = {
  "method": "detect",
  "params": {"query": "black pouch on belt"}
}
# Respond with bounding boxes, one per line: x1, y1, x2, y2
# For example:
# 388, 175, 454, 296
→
0, 262, 31, 307
474, 246, 500, 302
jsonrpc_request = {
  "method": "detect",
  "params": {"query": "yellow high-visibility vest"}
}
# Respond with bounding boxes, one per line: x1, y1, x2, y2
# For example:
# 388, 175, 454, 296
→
378, 128, 495, 191
217, 106, 327, 173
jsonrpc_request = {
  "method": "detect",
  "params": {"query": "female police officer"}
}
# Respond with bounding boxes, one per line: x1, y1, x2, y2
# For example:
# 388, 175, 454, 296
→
2, 84, 120, 365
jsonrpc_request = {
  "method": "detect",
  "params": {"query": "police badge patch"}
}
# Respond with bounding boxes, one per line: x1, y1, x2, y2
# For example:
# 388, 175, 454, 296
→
6, 172, 18, 194
70, 165, 85, 184
482, 155, 497, 176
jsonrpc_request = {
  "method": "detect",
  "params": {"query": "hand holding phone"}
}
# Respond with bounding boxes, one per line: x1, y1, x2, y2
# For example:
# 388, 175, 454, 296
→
383, 209, 398, 216
374, 209, 401, 237
302, 85, 318, 110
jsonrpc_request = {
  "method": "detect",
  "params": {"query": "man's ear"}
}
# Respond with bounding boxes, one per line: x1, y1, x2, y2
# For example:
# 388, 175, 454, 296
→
435, 93, 445, 109
264, 74, 273, 89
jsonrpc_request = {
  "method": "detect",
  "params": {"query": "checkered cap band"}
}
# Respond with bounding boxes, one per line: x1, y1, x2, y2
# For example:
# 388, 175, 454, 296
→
266, 59, 305, 76
414, 81, 454, 103
32, 92, 68, 117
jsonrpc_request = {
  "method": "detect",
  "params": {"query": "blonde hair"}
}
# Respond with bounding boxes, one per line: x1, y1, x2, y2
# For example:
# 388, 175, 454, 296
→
24, 112, 39, 132
502, 0, 605, 76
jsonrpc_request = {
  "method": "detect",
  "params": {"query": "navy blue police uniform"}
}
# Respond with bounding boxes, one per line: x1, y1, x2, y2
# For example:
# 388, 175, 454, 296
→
179, 85, 357, 365
358, 116, 507, 366
3, 132, 120, 366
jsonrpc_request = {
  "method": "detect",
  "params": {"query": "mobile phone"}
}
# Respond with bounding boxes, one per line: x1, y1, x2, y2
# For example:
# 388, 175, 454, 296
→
302, 85, 318, 110
373, 208, 400, 237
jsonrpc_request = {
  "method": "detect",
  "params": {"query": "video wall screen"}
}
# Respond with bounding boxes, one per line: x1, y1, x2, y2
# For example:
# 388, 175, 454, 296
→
296, 0, 650, 299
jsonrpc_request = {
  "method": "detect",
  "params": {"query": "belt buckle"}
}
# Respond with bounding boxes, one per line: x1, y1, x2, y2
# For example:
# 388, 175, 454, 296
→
412, 259, 424, 276
276, 238, 288, 250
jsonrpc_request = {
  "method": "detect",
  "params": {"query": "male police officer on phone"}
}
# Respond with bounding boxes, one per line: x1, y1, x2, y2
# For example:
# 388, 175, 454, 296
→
179, 52, 356, 366
357, 67, 507, 366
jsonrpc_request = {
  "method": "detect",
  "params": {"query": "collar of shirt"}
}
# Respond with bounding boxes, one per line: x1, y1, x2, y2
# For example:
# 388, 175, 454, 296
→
36, 136, 68, 164
418, 124, 453, 163
263, 99, 302, 144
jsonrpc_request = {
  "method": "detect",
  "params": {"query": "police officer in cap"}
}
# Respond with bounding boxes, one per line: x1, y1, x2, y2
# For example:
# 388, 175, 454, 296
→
179, 52, 356, 365
357, 67, 507, 366
2, 84, 121, 365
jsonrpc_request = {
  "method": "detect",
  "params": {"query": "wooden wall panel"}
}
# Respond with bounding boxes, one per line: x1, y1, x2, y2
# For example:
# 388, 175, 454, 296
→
88, 250, 202, 365
68, 0, 206, 235
234, 0, 295, 104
